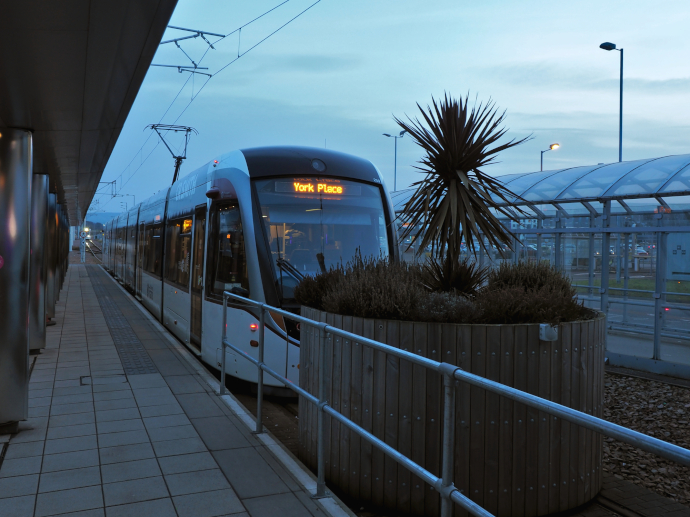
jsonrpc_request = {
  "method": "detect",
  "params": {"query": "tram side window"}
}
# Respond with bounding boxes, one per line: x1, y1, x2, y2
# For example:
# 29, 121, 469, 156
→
165, 218, 192, 289
207, 203, 249, 299
143, 224, 163, 278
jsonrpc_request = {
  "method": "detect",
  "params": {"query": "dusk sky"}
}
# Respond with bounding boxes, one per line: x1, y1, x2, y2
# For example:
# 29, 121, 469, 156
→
93, 0, 690, 213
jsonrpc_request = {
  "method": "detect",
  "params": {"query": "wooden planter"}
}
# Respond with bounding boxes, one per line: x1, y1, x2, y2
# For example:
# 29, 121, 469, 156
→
298, 308, 606, 517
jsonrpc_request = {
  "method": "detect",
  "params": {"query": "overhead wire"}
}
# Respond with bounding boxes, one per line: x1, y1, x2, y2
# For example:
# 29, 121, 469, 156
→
97, 0, 321, 210
172, 0, 322, 124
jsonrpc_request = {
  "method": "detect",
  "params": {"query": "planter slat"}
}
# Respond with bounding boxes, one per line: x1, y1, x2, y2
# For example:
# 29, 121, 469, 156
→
350, 315, 364, 500
411, 322, 428, 515
559, 323, 572, 512
485, 325, 501, 516
525, 324, 539, 517
577, 323, 587, 506
298, 309, 605, 517
583, 321, 599, 500
511, 323, 528, 517
470, 324, 487, 509
340, 315, 352, 496
361, 317, 375, 501
569, 322, 581, 507
537, 335, 551, 516
456, 324, 472, 517
425, 323, 442, 516
398, 321, 414, 514
498, 325, 514, 517
384, 320, 400, 510
548, 334, 562, 514
330, 313, 342, 486
372, 319, 387, 507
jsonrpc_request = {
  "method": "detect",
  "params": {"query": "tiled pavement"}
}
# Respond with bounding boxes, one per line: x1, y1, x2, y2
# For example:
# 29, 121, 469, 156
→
0, 265, 341, 517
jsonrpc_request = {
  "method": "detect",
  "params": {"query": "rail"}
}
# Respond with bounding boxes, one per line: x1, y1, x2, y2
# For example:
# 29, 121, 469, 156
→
85, 241, 102, 262
219, 291, 690, 517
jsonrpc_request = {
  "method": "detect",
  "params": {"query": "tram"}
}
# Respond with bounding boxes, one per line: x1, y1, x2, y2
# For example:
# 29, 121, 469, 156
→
103, 146, 398, 389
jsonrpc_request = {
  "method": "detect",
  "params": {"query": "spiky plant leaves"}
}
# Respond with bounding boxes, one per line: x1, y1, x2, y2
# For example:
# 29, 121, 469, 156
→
395, 93, 531, 259
420, 255, 489, 297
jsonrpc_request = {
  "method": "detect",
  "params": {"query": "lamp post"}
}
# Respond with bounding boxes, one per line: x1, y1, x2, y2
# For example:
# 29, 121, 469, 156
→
600, 41, 623, 162
540, 143, 560, 171
383, 130, 406, 191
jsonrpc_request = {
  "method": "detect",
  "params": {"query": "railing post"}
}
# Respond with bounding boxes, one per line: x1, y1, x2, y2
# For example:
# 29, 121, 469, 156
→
440, 370, 457, 517
314, 327, 329, 498
255, 306, 266, 434
220, 293, 228, 395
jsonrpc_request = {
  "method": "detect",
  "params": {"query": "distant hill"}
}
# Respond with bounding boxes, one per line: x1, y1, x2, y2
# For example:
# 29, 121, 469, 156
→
84, 212, 120, 225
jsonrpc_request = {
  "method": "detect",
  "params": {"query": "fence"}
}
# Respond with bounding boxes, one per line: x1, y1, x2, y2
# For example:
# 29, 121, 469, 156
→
219, 291, 690, 517
393, 187, 690, 378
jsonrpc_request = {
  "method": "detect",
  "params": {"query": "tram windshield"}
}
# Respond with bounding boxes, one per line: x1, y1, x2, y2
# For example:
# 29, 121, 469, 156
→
254, 177, 391, 299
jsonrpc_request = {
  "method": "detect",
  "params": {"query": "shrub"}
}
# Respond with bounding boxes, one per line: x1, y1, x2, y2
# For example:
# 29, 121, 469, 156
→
293, 267, 344, 311
294, 256, 595, 325
320, 255, 422, 320
486, 260, 572, 293
475, 285, 595, 325
476, 261, 596, 325
415, 291, 480, 323
420, 255, 488, 296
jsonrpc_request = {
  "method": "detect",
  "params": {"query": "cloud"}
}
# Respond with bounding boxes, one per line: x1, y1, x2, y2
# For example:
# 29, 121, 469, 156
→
475, 61, 690, 94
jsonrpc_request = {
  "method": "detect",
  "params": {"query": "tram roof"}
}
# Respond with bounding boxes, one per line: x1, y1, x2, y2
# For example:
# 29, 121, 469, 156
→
390, 153, 690, 214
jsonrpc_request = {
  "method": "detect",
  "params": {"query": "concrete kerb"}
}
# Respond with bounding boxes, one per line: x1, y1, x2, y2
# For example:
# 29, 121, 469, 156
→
98, 266, 355, 517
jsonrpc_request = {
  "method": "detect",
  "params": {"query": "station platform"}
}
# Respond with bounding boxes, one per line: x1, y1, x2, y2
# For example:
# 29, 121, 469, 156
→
0, 265, 350, 517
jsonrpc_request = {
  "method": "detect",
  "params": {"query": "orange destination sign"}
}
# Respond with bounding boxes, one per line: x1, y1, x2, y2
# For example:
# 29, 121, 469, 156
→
274, 180, 361, 196
293, 182, 342, 194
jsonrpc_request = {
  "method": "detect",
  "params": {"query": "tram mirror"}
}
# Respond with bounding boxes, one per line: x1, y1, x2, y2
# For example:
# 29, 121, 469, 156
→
206, 186, 221, 200
230, 286, 249, 298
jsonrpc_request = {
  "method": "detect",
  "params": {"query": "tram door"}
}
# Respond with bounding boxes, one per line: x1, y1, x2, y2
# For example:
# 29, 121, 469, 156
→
190, 205, 206, 349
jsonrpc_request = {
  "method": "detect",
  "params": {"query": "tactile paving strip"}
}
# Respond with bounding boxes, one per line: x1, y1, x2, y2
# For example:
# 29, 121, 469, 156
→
87, 266, 159, 375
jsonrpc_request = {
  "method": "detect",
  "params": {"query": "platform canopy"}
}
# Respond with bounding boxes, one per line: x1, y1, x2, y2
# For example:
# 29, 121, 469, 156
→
0, 0, 178, 224
391, 154, 690, 215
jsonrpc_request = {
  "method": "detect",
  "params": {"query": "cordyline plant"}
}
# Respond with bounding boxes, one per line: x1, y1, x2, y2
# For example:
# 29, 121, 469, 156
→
395, 92, 531, 260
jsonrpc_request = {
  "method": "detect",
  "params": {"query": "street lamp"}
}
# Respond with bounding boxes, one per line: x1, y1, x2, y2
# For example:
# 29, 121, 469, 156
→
383, 130, 406, 191
540, 143, 560, 171
600, 41, 623, 162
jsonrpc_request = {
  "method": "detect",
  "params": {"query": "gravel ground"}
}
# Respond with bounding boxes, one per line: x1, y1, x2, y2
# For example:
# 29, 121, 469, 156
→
603, 372, 690, 505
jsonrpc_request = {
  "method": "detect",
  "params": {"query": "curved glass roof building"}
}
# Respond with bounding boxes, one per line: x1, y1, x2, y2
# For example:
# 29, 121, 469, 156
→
391, 153, 690, 212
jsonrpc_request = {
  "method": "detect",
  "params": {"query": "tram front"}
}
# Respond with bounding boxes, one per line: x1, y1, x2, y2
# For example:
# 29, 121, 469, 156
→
247, 147, 398, 310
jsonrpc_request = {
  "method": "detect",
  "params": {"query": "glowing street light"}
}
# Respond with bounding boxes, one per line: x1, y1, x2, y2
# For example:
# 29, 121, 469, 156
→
540, 143, 560, 171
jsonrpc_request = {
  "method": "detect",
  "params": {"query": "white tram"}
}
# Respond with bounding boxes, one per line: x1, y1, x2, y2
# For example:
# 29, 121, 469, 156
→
103, 147, 398, 388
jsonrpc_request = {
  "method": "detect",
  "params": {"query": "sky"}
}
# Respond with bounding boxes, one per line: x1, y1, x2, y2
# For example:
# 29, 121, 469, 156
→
91, 0, 690, 213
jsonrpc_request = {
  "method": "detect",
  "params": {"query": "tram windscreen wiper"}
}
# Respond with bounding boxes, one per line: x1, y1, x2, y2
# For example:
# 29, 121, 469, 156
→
276, 258, 305, 282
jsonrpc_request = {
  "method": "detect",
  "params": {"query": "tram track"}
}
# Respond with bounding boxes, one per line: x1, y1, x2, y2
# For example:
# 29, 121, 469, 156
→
85, 240, 102, 262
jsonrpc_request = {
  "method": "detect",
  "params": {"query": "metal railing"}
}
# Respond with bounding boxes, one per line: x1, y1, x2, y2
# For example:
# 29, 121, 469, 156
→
219, 291, 690, 517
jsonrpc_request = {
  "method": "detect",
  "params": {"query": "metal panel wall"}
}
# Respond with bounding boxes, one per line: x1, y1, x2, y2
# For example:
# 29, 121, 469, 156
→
46, 193, 57, 319
30, 174, 49, 351
0, 128, 32, 426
